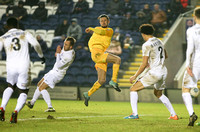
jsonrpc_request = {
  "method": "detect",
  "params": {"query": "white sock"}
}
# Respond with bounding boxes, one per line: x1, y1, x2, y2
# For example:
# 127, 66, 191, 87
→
182, 92, 194, 116
130, 91, 138, 116
31, 87, 41, 105
1, 87, 13, 110
15, 93, 27, 113
159, 94, 176, 117
41, 89, 52, 108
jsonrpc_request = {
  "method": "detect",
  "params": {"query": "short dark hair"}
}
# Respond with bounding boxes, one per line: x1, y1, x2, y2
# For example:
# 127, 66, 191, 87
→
139, 24, 155, 35
6, 17, 19, 28
194, 7, 200, 19
98, 14, 109, 21
65, 37, 76, 47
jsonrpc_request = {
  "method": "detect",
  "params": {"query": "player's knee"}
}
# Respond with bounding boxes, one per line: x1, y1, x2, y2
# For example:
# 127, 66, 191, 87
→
154, 91, 162, 98
98, 79, 106, 85
115, 56, 121, 64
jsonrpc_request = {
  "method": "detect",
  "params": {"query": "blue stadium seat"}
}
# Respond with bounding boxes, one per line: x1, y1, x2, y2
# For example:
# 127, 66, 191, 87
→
82, 67, 97, 77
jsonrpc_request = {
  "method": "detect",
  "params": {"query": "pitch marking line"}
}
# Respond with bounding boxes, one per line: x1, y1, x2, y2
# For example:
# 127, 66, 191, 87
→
18, 114, 153, 121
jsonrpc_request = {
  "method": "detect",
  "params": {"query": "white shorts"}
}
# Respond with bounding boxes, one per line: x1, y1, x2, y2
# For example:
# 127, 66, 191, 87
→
182, 67, 200, 88
6, 66, 30, 90
140, 66, 167, 90
43, 70, 64, 88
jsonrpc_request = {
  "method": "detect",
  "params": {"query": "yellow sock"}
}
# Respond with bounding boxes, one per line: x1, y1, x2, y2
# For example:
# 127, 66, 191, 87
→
112, 64, 120, 83
88, 81, 101, 96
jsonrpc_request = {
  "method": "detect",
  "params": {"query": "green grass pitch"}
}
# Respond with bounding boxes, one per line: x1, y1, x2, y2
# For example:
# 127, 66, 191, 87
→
0, 99, 200, 132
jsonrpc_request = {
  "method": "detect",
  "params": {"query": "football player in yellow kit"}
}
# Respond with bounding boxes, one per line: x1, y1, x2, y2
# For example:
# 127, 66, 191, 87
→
83, 14, 121, 106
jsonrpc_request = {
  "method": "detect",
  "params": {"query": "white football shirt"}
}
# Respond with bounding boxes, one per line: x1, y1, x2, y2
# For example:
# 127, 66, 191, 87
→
52, 49, 75, 75
142, 37, 165, 69
0, 28, 43, 67
186, 24, 200, 68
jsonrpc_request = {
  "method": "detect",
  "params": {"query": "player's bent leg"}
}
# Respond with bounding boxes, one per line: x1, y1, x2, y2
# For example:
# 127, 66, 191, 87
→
154, 89, 178, 120
0, 86, 14, 111
37, 78, 44, 87
106, 54, 121, 91
10, 88, 28, 123
10, 110, 18, 123
26, 86, 41, 109
124, 81, 144, 119
39, 82, 55, 112
84, 68, 106, 106
26, 79, 46, 109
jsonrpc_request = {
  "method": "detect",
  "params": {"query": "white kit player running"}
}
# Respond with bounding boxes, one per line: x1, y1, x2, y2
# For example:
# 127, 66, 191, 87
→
0, 17, 45, 123
26, 37, 76, 112
124, 24, 178, 120
182, 7, 200, 127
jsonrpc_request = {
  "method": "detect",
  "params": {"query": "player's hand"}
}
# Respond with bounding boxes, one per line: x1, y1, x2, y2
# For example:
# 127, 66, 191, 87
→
56, 45, 61, 53
130, 75, 137, 84
85, 28, 90, 33
186, 66, 193, 77
40, 57, 46, 64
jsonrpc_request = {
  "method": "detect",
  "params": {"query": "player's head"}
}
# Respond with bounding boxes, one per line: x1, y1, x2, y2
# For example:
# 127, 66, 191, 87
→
98, 14, 110, 28
139, 24, 155, 35
6, 17, 19, 29
194, 7, 200, 21
139, 24, 155, 40
63, 37, 76, 51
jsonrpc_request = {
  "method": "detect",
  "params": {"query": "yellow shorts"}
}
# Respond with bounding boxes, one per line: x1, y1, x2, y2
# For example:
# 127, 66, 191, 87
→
91, 48, 108, 72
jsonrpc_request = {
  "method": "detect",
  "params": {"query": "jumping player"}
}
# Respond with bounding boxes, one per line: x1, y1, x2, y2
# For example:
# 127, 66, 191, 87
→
83, 14, 121, 106
26, 37, 75, 112
0, 17, 45, 123
124, 24, 178, 120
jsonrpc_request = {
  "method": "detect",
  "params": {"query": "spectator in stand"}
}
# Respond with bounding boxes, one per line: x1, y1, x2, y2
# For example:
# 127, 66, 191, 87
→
106, 38, 122, 56
32, 2, 48, 22
140, 4, 152, 23
47, 0, 60, 5
36, 35, 48, 53
106, 0, 121, 16
0, 0, 13, 5
150, 3, 167, 37
112, 27, 124, 48
73, 0, 93, 8
120, 0, 135, 16
120, 12, 135, 31
6, 1, 27, 21
56, 0, 73, 14
123, 33, 134, 49
54, 19, 70, 37
25, 0, 39, 7
135, 11, 147, 31
67, 18, 82, 40
167, 0, 183, 28
73, 0, 89, 14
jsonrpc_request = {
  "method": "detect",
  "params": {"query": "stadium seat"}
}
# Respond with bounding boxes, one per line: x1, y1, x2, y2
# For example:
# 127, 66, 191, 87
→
33, 61, 46, 71
30, 6, 37, 14
25, 29, 35, 37
35, 29, 47, 39
67, 67, 82, 76
24, 5, 31, 14
70, 61, 82, 69
0, 5, 7, 19
46, 6, 54, 16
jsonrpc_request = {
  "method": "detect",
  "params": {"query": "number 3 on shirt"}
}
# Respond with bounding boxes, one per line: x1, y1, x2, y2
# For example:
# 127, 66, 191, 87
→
158, 46, 163, 59
12, 38, 21, 51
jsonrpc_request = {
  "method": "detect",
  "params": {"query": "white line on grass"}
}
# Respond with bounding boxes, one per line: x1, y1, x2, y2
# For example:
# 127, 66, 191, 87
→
18, 114, 153, 121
